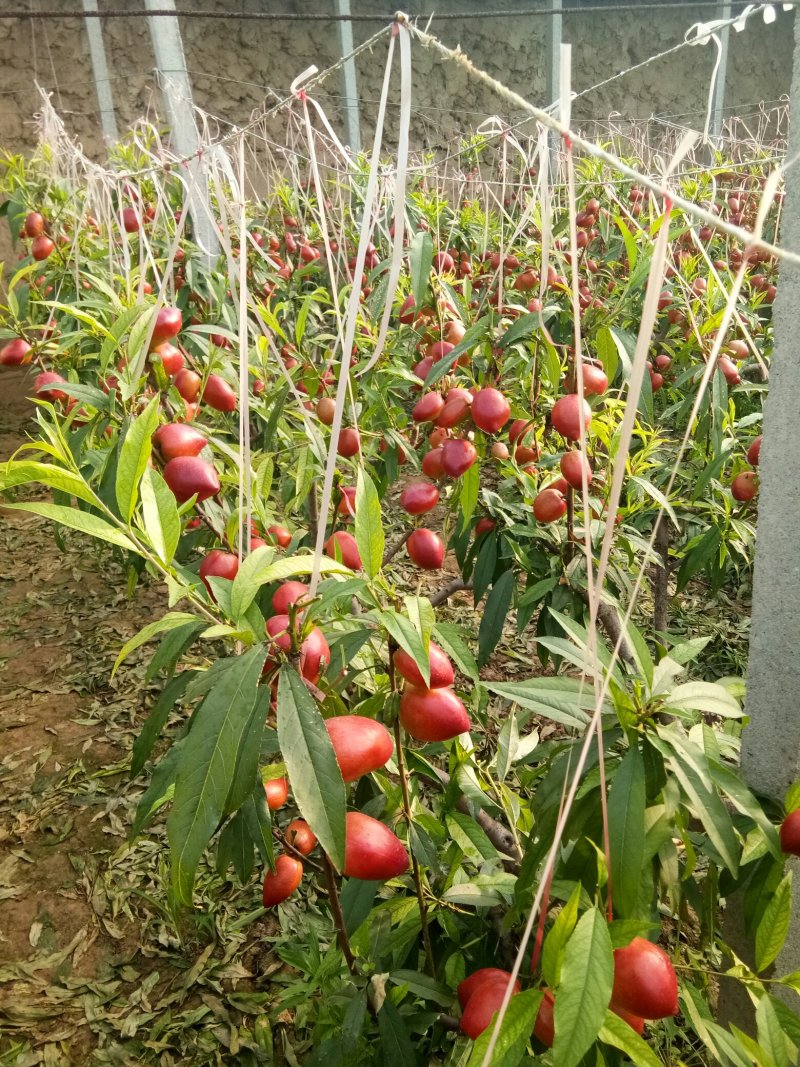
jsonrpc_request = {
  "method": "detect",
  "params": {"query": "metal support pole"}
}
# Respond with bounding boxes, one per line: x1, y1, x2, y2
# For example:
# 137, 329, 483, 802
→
335, 0, 361, 153
711, 0, 732, 139
81, 0, 118, 143
143, 0, 218, 260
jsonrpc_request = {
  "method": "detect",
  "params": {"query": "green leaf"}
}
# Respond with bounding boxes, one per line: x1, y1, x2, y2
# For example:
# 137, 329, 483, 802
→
354, 468, 384, 578
116, 394, 160, 521
131, 739, 183, 837
100, 304, 148, 372
756, 995, 791, 1067
595, 326, 619, 386
665, 681, 742, 718
467, 989, 542, 1067
377, 609, 430, 687
276, 666, 346, 871
478, 569, 515, 666
598, 1010, 662, 1067
409, 230, 434, 310
167, 645, 267, 905
628, 476, 678, 528
229, 551, 346, 620
663, 735, 740, 875
676, 528, 721, 592
542, 883, 581, 987
485, 677, 593, 730
2, 501, 138, 553
608, 745, 647, 918
113, 611, 198, 676
224, 687, 269, 816
552, 907, 614, 1067
0, 460, 98, 505
423, 318, 488, 390
404, 595, 434, 654
615, 214, 638, 270
378, 1000, 419, 1067
131, 672, 192, 775
217, 809, 254, 883
459, 462, 480, 525
756, 871, 792, 973
495, 713, 519, 782
498, 307, 556, 349
51, 382, 111, 411
389, 970, 453, 1007
433, 621, 478, 682
139, 466, 181, 564
242, 783, 275, 870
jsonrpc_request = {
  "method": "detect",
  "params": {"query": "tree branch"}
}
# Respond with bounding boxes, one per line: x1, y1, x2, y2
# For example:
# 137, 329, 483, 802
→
429, 577, 473, 608
424, 766, 521, 870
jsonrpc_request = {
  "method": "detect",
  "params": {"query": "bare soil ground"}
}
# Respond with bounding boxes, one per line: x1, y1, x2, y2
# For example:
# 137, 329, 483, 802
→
0, 371, 281, 1066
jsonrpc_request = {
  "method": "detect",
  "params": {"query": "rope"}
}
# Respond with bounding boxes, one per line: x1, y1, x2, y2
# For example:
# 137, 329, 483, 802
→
1, 2, 797, 19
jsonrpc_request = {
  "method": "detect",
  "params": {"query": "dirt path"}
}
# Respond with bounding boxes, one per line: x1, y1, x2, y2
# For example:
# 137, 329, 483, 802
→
0, 372, 277, 1066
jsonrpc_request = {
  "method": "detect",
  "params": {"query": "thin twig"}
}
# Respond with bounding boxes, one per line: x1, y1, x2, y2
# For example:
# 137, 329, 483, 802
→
322, 852, 357, 975
429, 576, 473, 608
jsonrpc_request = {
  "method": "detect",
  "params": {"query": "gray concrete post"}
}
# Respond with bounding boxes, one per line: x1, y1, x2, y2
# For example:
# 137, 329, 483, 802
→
334, 0, 361, 153
143, 0, 219, 260
736, 0, 800, 1010
81, 0, 118, 144
711, 1, 732, 139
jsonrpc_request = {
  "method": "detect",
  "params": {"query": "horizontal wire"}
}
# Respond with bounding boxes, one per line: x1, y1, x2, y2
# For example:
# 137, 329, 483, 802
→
2, 2, 797, 21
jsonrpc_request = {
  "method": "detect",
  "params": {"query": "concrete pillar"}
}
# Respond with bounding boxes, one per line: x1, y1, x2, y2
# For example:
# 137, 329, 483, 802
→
737, 1, 800, 1005
334, 0, 361, 153
81, 0, 118, 144
710, 1, 732, 139
143, 0, 218, 260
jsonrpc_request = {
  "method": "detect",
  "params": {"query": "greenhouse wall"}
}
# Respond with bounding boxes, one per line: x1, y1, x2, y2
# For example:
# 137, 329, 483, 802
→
0, 1, 793, 157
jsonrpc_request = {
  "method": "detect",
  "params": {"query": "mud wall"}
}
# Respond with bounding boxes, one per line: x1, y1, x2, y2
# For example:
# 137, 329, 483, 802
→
0, 1, 792, 159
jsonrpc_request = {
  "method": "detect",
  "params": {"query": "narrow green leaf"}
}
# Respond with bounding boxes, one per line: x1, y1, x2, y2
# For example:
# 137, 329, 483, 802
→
485, 677, 593, 730
229, 551, 346, 619
113, 611, 198, 676
424, 319, 487, 389
495, 713, 519, 782
276, 666, 346, 871
433, 621, 478, 682
355, 468, 384, 578
224, 687, 269, 816
756, 995, 791, 1067
756, 872, 793, 973
552, 907, 614, 1067
599, 1010, 662, 1067
608, 745, 647, 918
167, 645, 267, 905
131, 672, 192, 775
665, 739, 740, 875
131, 739, 184, 838
116, 394, 160, 521
139, 465, 181, 563
542, 884, 581, 987
217, 809, 254, 883
404, 595, 434, 655
498, 306, 556, 349
459, 462, 480, 525
242, 783, 275, 870
478, 569, 515, 666
2, 501, 138, 553
378, 1000, 419, 1067
409, 230, 434, 310
377, 609, 429, 687
615, 214, 638, 270
0, 460, 98, 505
595, 326, 619, 386
467, 989, 542, 1067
